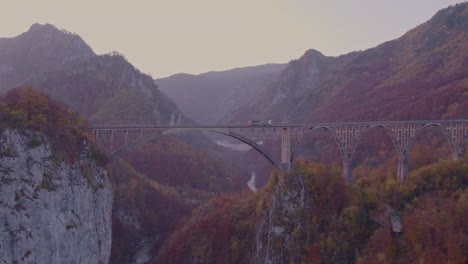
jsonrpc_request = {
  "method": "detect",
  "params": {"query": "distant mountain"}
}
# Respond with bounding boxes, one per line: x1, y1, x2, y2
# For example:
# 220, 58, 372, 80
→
0, 23, 184, 126
227, 50, 358, 123
230, 3, 468, 123
157, 63, 286, 124
27, 54, 184, 125
0, 23, 95, 91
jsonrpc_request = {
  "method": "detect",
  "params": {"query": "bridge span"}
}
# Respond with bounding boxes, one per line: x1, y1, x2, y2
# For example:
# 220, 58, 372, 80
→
83, 120, 468, 185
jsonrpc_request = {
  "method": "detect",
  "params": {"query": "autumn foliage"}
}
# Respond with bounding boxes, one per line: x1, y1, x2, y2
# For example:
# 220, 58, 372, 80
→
154, 153, 468, 263
0, 86, 104, 163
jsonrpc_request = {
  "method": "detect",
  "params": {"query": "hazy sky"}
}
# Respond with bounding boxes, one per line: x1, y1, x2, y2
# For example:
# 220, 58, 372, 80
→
0, 0, 465, 77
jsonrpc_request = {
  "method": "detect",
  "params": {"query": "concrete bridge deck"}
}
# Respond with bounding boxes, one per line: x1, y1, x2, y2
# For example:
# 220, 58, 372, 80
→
82, 119, 468, 184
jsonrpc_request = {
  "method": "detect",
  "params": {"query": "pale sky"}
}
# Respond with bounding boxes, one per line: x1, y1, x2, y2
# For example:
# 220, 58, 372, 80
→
0, 0, 465, 77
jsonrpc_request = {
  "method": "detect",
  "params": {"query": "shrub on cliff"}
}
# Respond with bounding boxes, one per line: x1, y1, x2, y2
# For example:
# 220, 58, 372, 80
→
0, 86, 104, 164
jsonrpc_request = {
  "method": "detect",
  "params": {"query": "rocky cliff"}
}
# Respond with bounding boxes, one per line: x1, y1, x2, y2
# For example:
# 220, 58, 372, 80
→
0, 129, 113, 264
253, 173, 306, 263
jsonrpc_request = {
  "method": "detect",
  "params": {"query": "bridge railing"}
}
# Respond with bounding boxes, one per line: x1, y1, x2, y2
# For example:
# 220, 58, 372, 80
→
80, 119, 468, 130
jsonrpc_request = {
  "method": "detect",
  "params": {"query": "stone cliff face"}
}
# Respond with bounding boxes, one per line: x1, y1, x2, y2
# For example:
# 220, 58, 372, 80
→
254, 174, 306, 264
0, 129, 113, 264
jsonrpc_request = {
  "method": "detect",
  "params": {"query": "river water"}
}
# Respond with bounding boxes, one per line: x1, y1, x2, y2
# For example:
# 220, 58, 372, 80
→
214, 140, 251, 151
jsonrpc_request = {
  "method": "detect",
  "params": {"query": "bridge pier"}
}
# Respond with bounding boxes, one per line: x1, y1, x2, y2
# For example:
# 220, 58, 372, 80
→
451, 150, 461, 162
449, 142, 465, 162
94, 130, 99, 145
342, 156, 353, 185
281, 127, 291, 171
110, 130, 114, 153
397, 152, 408, 182
443, 123, 467, 162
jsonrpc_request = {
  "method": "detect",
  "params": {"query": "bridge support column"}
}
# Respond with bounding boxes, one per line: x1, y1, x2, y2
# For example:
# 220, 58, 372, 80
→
280, 127, 291, 170
332, 125, 368, 185
451, 151, 461, 162
342, 156, 353, 185
443, 122, 467, 162
387, 124, 418, 182
94, 130, 99, 145
109, 130, 114, 153
397, 152, 408, 182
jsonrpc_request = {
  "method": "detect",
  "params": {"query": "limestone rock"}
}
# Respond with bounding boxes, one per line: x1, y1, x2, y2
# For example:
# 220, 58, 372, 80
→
0, 129, 113, 264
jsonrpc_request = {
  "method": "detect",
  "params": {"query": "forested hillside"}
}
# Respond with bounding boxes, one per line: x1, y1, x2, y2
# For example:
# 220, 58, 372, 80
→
155, 156, 467, 263
229, 3, 468, 123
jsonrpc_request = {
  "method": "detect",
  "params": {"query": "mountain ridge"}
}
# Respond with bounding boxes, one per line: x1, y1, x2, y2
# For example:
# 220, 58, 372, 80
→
226, 3, 468, 124
0, 23, 95, 90
157, 63, 286, 124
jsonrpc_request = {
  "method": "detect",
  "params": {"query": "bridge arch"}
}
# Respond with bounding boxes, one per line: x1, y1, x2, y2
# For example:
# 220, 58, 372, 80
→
355, 124, 398, 153
289, 126, 342, 163
87, 119, 468, 185
409, 123, 463, 161
110, 128, 280, 169
352, 124, 398, 166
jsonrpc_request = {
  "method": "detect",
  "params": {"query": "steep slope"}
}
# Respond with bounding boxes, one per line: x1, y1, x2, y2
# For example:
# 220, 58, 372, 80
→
229, 50, 358, 123
308, 3, 468, 122
230, 3, 468, 124
157, 63, 286, 124
0, 23, 95, 91
0, 23, 183, 126
26, 53, 184, 125
0, 88, 113, 264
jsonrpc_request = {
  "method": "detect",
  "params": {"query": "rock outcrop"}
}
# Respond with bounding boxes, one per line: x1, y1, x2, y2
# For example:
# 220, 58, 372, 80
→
0, 129, 113, 264
254, 173, 306, 264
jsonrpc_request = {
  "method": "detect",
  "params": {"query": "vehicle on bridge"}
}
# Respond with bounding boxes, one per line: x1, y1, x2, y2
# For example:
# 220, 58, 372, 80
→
249, 120, 273, 127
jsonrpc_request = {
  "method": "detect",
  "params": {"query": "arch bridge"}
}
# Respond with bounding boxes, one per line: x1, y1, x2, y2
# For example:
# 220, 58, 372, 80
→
83, 120, 468, 185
